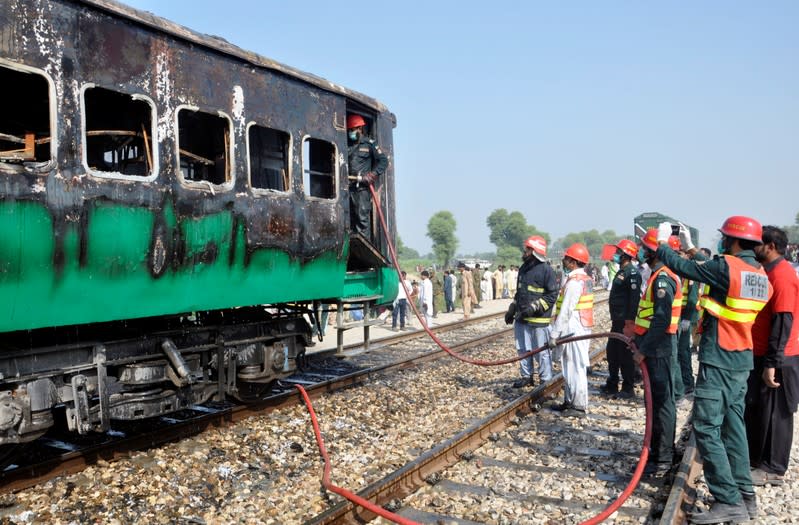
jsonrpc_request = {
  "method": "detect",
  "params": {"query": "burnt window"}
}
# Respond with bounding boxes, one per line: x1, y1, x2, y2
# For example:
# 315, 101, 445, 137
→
178, 108, 230, 186
0, 64, 51, 164
84, 87, 154, 177
248, 125, 289, 191
302, 138, 336, 199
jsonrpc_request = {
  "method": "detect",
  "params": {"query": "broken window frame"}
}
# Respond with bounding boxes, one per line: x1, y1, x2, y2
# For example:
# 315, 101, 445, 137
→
80, 83, 159, 182
175, 104, 235, 192
245, 122, 292, 195
301, 135, 338, 200
0, 58, 57, 170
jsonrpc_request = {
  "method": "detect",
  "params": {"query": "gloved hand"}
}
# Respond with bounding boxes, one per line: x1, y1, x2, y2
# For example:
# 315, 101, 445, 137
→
657, 222, 672, 243
519, 301, 541, 319
622, 320, 635, 338
680, 319, 691, 332
504, 302, 517, 325
364, 172, 377, 185
547, 334, 559, 349
678, 223, 695, 251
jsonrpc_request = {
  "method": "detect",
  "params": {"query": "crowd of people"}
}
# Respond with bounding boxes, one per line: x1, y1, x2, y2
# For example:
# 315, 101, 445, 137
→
503, 216, 798, 525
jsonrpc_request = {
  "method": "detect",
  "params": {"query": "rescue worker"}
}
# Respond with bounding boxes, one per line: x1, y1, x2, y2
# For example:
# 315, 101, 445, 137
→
505, 236, 559, 388
674, 237, 701, 400
745, 226, 799, 487
656, 217, 772, 524
631, 229, 683, 475
347, 114, 388, 239
601, 239, 642, 399
549, 243, 594, 417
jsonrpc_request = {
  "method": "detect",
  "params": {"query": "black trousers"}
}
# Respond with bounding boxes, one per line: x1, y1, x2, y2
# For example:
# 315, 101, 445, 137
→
745, 359, 799, 475
349, 187, 372, 238
647, 353, 676, 463
606, 319, 636, 392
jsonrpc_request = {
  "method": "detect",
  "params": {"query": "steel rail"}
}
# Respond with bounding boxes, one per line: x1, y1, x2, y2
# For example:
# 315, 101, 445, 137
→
303, 347, 608, 525
0, 314, 514, 493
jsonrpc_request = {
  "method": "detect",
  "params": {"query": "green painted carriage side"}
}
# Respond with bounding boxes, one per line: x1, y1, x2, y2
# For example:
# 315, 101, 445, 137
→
0, 200, 398, 333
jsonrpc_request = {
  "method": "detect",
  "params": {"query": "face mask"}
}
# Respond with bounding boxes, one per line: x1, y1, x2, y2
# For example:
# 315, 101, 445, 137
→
717, 238, 725, 255
348, 130, 358, 141
612, 253, 621, 264
637, 250, 646, 264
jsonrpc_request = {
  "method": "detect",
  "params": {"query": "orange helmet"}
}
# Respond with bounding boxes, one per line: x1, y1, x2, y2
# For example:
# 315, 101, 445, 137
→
347, 114, 366, 129
668, 235, 681, 251
564, 243, 590, 264
719, 215, 763, 243
524, 235, 547, 261
640, 228, 659, 252
615, 239, 638, 259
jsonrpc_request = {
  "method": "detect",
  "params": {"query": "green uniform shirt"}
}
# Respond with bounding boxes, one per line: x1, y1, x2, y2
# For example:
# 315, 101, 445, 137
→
608, 262, 641, 321
657, 245, 761, 372
635, 262, 677, 358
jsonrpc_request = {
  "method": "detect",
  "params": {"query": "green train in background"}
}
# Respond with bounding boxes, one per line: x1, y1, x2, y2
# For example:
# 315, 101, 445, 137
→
0, 0, 398, 454
634, 212, 700, 247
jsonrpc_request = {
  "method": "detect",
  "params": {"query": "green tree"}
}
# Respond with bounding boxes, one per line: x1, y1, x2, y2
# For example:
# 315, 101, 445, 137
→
396, 235, 420, 259
427, 211, 458, 268
486, 209, 549, 250
554, 229, 620, 260
495, 245, 523, 268
785, 212, 799, 243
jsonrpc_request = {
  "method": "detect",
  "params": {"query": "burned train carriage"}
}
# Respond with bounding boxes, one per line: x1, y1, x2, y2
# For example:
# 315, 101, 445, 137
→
0, 0, 398, 449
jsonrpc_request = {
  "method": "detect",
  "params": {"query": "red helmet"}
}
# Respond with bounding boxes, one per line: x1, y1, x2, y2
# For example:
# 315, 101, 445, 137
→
347, 114, 366, 129
564, 243, 590, 264
719, 215, 763, 243
615, 239, 638, 259
640, 228, 659, 252
668, 235, 681, 251
524, 235, 547, 261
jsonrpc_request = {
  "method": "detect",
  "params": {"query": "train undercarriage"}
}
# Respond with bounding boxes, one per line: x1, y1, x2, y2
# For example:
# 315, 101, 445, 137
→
0, 305, 311, 449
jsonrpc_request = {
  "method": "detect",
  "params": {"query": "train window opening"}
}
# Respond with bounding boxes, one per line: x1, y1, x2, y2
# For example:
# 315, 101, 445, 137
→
84, 87, 153, 177
178, 109, 230, 186
0, 65, 51, 163
248, 125, 289, 192
302, 138, 336, 199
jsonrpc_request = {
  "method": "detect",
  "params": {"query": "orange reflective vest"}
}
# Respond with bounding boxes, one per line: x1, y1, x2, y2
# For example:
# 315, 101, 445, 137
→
554, 273, 594, 328
634, 266, 683, 335
698, 255, 772, 351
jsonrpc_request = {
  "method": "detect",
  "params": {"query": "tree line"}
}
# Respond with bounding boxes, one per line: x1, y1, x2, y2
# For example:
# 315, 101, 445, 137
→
399, 210, 799, 269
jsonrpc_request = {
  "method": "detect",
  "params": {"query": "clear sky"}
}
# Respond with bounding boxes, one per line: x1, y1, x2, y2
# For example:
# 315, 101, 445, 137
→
123, 0, 798, 254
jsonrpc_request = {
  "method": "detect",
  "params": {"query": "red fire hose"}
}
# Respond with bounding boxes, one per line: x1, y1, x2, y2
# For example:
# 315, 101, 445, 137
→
295, 184, 655, 524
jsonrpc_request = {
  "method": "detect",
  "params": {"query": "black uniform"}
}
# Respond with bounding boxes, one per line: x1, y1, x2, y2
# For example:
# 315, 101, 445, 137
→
348, 136, 388, 238
514, 258, 559, 324
605, 262, 641, 394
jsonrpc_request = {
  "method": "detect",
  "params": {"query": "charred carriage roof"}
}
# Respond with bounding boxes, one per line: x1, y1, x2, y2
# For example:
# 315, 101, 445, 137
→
80, 0, 395, 121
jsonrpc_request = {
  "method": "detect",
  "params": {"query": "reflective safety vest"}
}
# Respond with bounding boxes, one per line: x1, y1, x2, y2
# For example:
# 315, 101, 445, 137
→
554, 273, 594, 328
634, 266, 683, 335
698, 255, 772, 351
678, 278, 691, 308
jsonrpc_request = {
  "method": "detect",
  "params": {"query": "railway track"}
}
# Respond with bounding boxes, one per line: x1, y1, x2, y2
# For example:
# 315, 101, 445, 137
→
10, 291, 742, 525
0, 311, 510, 494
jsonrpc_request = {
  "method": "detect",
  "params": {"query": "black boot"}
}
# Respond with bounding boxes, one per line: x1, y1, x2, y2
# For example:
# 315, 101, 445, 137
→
740, 490, 757, 520
687, 501, 749, 524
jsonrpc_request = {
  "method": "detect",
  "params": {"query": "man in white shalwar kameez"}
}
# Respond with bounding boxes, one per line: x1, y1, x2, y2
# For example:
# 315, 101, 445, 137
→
550, 243, 594, 416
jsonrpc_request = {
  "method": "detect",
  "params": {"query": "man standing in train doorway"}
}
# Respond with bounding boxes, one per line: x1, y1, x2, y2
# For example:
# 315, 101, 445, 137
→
656, 217, 772, 524
347, 114, 388, 239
